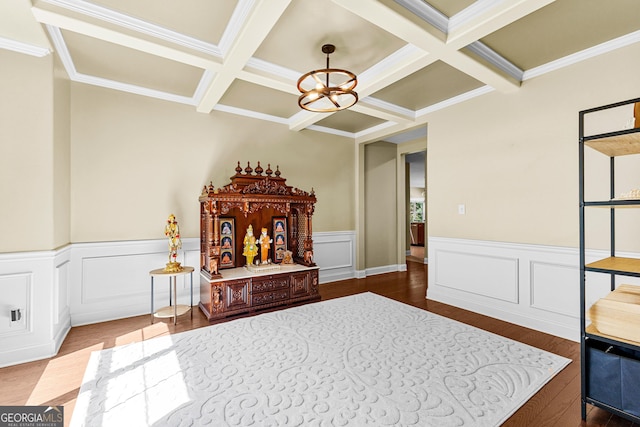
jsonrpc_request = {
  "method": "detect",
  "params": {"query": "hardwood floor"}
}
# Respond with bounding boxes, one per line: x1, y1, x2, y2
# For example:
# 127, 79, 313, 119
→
0, 261, 635, 426
407, 244, 425, 263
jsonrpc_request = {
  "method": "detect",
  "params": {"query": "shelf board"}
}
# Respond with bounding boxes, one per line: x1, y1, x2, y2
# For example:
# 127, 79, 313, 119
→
586, 324, 640, 348
584, 200, 640, 208
154, 304, 191, 318
586, 256, 640, 275
584, 132, 640, 156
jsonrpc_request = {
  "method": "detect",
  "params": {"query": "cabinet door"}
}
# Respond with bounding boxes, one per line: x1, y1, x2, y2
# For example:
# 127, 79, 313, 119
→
224, 279, 250, 310
290, 271, 309, 297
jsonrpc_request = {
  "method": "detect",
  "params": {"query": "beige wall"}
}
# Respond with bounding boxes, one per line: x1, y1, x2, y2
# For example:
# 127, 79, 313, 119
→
0, 50, 56, 252
364, 141, 397, 268
70, 84, 355, 242
4, 41, 640, 258
427, 42, 640, 251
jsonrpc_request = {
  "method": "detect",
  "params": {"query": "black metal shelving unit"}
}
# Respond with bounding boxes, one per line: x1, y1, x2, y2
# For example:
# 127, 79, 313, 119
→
579, 96, 640, 422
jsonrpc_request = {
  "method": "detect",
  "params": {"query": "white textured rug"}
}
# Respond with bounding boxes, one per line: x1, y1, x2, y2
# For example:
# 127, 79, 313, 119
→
71, 293, 569, 426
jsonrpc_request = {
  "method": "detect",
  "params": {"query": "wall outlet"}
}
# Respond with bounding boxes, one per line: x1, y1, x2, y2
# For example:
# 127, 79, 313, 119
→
458, 204, 466, 215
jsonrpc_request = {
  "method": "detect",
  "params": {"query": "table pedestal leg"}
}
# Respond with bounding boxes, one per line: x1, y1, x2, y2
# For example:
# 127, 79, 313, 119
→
172, 276, 177, 325
151, 276, 155, 324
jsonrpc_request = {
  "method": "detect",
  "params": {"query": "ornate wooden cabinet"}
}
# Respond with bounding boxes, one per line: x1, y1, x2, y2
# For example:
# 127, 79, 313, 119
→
199, 266, 319, 321
198, 161, 319, 321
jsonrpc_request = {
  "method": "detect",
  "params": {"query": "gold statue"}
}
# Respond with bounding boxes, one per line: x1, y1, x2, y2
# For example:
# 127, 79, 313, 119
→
258, 227, 273, 264
164, 214, 183, 272
243, 224, 258, 266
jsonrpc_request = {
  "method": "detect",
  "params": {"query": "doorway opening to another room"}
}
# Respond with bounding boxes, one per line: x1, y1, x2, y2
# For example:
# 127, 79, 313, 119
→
405, 151, 426, 264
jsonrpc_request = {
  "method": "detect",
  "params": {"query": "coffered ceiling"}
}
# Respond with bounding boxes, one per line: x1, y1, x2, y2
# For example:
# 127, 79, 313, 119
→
4, 0, 640, 143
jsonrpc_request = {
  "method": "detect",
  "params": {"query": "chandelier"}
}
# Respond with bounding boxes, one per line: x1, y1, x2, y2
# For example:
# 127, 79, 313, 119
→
297, 44, 358, 112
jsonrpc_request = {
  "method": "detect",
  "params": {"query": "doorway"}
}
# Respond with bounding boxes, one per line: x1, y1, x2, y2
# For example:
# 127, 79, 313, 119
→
405, 151, 426, 264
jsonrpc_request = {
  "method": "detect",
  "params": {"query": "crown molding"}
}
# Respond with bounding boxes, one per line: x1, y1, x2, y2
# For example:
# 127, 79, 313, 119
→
245, 57, 300, 82
214, 104, 289, 125
359, 97, 415, 120
46, 25, 76, 74
416, 85, 495, 117
0, 37, 51, 57
448, 0, 502, 33
393, 0, 523, 86
48, 24, 196, 105
394, 0, 448, 33
306, 124, 356, 139
75, 72, 197, 105
355, 120, 402, 140
40, 0, 221, 57
466, 41, 524, 81
523, 29, 640, 81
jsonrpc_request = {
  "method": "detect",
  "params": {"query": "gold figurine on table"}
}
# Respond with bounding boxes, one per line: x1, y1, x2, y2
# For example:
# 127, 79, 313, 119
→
164, 214, 183, 272
243, 224, 258, 266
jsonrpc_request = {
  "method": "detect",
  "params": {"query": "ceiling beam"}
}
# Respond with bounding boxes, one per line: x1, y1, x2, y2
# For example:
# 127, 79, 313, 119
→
289, 110, 335, 132
196, 0, 291, 113
332, 0, 520, 93
447, 0, 557, 49
350, 103, 414, 124
31, 6, 218, 70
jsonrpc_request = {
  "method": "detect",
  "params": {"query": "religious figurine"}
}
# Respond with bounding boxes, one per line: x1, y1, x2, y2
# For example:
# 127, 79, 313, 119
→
164, 214, 183, 272
242, 224, 258, 266
282, 250, 294, 264
258, 227, 273, 264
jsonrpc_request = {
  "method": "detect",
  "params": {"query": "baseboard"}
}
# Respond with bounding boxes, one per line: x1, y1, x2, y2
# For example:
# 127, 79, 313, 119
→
427, 286, 577, 342
319, 269, 357, 284
0, 341, 61, 369
365, 264, 405, 276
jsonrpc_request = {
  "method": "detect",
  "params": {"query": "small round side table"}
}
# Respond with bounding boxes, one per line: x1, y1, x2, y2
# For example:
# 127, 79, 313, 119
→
149, 266, 194, 325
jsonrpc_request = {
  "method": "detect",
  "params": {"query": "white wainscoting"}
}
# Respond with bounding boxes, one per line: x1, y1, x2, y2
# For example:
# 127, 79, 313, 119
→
70, 232, 355, 325
69, 238, 201, 326
313, 231, 356, 283
0, 231, 356, 366
0, 248, 71, 368
427, 237, 640, 343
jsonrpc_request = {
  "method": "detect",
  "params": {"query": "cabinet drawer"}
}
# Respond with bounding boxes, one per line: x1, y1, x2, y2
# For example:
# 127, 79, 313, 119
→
252, 289, 289, 306
252, 275, 289, 293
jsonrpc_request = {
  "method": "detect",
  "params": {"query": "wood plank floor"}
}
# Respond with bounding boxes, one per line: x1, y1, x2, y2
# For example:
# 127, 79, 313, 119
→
0, 259, 635, 426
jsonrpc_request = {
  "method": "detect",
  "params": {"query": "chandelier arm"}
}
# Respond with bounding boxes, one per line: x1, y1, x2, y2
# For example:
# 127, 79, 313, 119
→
311, 73, 326, 88
340, 77, 357, 89
301, 92, 327, 107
